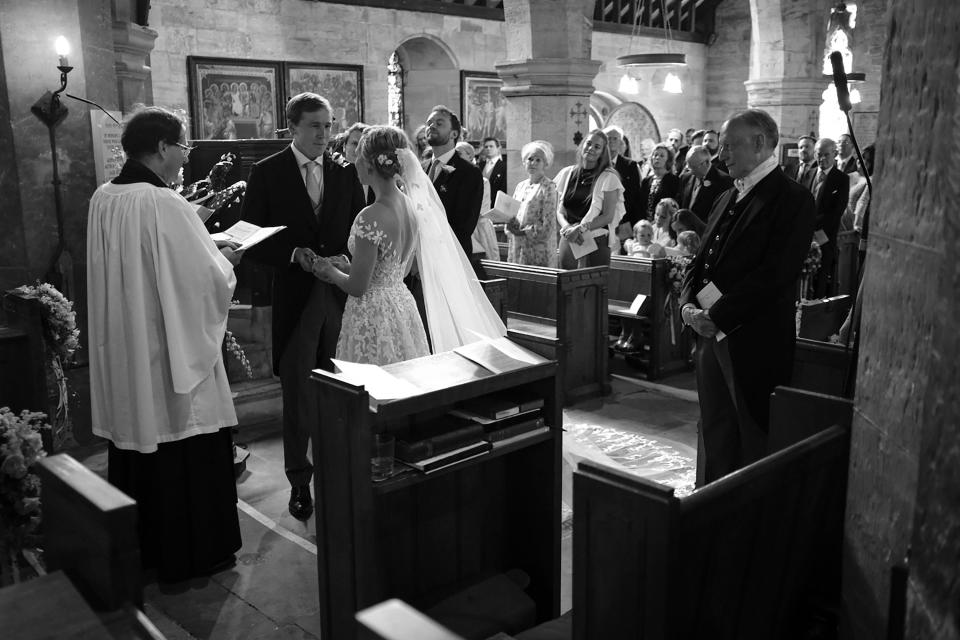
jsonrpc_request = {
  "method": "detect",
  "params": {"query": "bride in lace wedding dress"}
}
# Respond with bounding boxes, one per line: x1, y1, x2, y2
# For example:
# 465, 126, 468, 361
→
314, 127, 429, 364
314, 125, 505, 365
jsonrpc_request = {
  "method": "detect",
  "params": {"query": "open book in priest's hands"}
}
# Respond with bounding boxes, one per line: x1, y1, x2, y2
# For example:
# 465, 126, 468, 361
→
210, 220, 285, 251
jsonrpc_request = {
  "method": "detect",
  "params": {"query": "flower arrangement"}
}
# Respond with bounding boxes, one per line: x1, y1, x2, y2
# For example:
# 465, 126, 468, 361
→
665, 255, 693, 345
799, 241, 822, 301
10, 282, 79, 450
224, 329, 253, 379
11, 282, 79, 364
0, 407, 49, 584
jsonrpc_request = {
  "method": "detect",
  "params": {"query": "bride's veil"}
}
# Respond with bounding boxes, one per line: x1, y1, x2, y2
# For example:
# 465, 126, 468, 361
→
397, 148, 506, 352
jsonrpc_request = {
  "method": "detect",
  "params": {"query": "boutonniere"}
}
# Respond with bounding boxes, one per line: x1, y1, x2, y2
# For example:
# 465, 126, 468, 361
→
438, 184, 449, 194
702, 179, 712, 187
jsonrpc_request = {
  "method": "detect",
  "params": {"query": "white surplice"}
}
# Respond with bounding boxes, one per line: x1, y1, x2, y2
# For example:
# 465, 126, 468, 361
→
87, 182, 238, 453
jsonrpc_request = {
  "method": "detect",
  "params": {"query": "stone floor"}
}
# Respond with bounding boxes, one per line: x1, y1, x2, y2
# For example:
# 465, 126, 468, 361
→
75, 364, 699, 639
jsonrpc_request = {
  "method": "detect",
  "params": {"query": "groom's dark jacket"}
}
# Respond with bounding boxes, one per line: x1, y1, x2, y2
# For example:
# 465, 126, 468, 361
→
241, 146, 364, 373
434, 151, 484, 257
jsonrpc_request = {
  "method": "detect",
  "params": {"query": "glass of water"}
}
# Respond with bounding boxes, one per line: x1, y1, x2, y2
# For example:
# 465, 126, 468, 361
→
371, 433, 395, 481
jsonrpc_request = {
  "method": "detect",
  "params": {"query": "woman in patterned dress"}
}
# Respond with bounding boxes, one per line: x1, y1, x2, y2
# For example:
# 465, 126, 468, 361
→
506, 140, 559, 266
313, 127, 429, 365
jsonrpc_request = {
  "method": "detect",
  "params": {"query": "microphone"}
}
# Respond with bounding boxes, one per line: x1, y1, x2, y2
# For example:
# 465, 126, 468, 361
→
830, 50, 852, 113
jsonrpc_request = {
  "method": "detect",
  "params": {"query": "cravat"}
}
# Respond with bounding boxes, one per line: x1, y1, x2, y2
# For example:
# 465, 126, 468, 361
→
691, 177, 702, 204
797, 163, 807, 182
429, 159, 443, 182
305, 160, 323, 211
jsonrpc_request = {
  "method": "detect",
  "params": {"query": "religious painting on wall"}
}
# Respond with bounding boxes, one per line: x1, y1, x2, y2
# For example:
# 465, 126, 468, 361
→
187, 56, 283, 140
283, 62, 364, 135
461, 71, 506, 146
605, 102, 661, 162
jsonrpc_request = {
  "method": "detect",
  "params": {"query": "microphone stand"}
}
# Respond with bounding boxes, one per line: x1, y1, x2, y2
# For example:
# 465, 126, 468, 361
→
839, 110, 872, 397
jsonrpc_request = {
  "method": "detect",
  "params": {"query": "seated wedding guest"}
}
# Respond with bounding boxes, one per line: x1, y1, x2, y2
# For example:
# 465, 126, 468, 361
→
506, 140, 559, 266
87, 107, 243, 583
653, 198, 679, 247
630, 143, 681, 228
676, 229, 701, 256
623, 219, 667, 258
456, 141, 500, 262
554, 129, 626, 269
672, 207, 706, 238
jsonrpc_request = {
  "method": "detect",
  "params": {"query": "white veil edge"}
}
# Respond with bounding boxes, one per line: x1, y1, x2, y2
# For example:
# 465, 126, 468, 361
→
398, 149, 507, 353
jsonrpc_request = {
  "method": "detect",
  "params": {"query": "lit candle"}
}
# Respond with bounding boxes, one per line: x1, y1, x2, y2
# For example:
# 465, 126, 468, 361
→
55, 36, 70, 67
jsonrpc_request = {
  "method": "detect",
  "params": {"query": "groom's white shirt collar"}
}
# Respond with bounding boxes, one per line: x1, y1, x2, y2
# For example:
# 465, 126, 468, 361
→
434, 148, 456, 166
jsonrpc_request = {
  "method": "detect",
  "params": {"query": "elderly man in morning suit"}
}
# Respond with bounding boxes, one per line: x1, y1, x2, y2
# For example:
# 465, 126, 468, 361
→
679, 144, 734, 224
680, 109, 815, 485
811, 137, 850, 298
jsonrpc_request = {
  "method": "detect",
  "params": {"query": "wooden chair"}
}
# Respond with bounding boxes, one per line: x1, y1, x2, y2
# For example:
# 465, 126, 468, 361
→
607, 256, 689, 380
481, 261, 608, 403
797, 294, 852, 341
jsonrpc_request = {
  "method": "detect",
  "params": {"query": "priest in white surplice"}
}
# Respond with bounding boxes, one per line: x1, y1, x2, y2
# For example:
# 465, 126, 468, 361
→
87, 107, 243, 583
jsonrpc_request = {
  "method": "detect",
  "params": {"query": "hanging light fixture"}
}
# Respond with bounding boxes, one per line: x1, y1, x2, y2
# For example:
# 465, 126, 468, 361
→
616, 0, 686, 93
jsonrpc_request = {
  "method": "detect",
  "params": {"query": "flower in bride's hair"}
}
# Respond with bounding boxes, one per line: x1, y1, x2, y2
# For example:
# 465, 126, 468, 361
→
377, 153, 395, 167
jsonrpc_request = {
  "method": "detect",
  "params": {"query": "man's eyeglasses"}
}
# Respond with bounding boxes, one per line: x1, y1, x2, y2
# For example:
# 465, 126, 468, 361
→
174, 142, 195, 154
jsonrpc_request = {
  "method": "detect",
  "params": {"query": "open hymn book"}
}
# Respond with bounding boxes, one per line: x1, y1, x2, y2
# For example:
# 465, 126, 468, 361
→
210, 221, 285, 251
318, 337, 550, 411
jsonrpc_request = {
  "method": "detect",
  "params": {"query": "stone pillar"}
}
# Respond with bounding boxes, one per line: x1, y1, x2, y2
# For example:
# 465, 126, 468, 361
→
842, 1, 960, 638
743, 0, 831, 142
744, 77, 824, 140
112, 21, 157, 112
497, 0, 602, 184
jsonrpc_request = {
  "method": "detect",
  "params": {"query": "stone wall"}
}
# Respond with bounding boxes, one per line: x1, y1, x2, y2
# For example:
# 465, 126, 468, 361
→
705, 0, 751, 128
842, 0, 960, 638
147, 0, 708, 161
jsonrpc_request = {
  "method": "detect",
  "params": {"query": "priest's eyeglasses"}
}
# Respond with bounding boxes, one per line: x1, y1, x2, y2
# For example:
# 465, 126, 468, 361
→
175, 142, 195, 154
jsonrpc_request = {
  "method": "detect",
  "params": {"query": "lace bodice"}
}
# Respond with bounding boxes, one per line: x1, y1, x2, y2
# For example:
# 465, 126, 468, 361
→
346, 201, 417, 290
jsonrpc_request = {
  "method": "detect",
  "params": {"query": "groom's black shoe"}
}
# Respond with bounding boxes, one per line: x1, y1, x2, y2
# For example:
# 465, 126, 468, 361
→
289, 485, 313, 521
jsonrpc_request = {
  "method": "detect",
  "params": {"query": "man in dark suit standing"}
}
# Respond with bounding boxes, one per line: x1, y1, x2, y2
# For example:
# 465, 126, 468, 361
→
702, 129, 728, 174
793, 135, 818, 190
425, 105, 484, 261
480, 137, 507, 209
811, 137, 850, 298
837, 133, 858, 174
679, 109, 815, 485
604, 125, 642, 242
679, 144, 734, 224
241, 93, 365, 520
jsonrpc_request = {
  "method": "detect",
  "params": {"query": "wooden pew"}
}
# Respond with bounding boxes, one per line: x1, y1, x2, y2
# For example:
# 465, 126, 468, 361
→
793, 337, 854, 398
769, 385, 853, 452
481, 260, 608, 403
479, 277, 508, 323
571, 424, 849, 639
37, 453, 141, 611
607, 256, 688, 380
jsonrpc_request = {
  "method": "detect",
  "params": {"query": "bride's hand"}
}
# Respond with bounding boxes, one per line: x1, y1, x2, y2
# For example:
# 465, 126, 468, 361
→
312, 257, 336, 282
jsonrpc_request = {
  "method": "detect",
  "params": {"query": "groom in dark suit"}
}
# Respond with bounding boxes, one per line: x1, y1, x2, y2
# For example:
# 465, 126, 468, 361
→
241, 93, 364, 520
679, 109, 815, 485
424, 105, 484, 260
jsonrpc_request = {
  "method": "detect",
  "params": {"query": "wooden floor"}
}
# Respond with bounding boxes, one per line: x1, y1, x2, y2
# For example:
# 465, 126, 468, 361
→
73, 368, 699, 639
